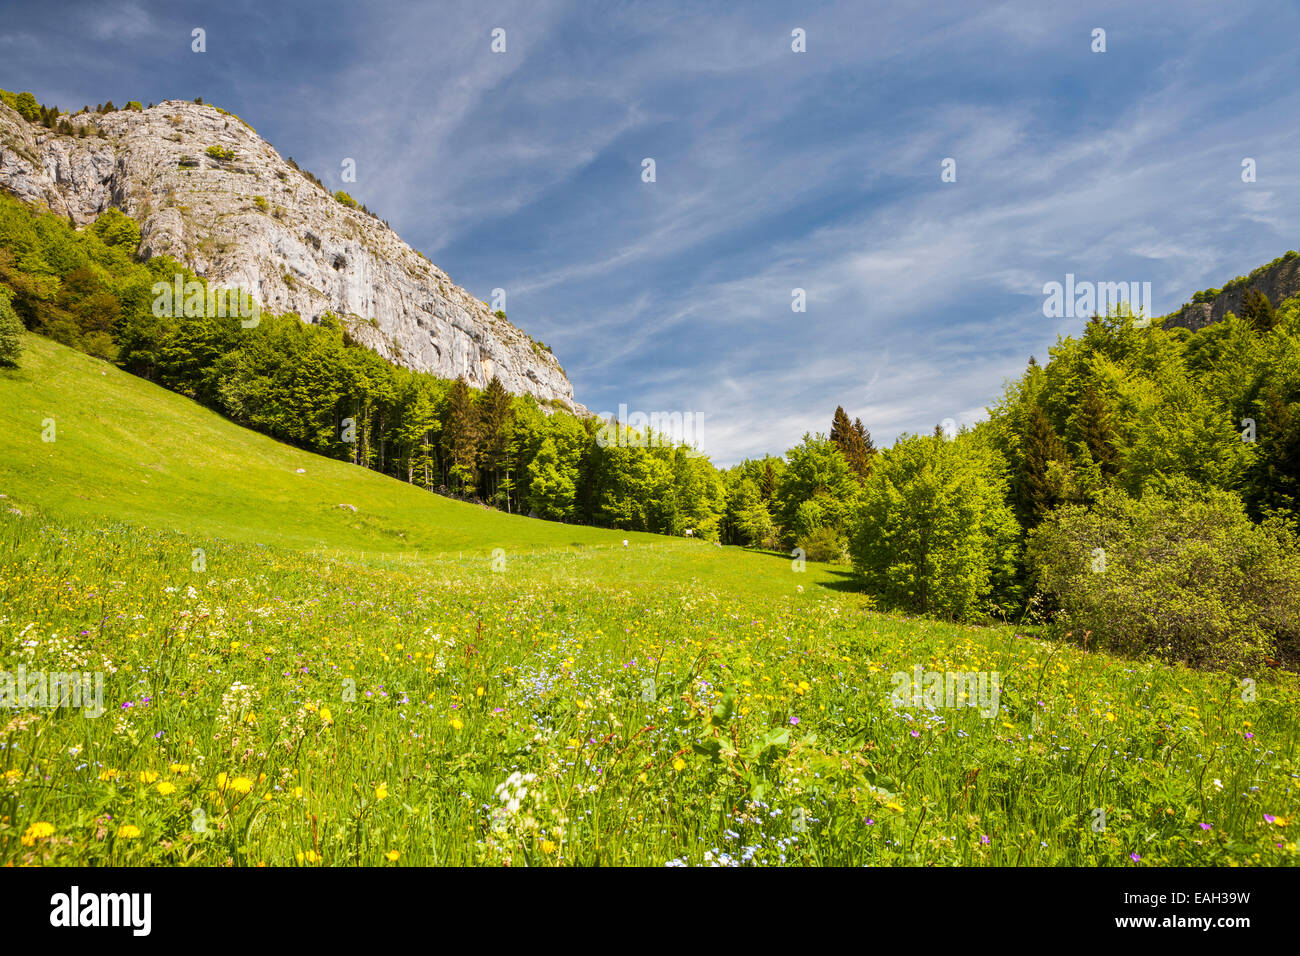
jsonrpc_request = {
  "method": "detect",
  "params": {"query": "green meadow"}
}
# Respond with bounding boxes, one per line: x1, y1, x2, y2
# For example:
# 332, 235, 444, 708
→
2, 334, 1297, 866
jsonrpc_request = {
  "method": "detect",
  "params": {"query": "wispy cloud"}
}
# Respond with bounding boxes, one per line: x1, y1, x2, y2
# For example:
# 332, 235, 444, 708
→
6, 0, 1299, 464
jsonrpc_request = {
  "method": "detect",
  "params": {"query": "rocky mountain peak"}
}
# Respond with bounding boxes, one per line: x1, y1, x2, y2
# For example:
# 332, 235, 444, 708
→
0, 98, 577, 408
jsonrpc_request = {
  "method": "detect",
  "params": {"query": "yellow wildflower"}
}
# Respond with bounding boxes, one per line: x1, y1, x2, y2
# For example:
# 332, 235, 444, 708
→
21, 821, 55, 846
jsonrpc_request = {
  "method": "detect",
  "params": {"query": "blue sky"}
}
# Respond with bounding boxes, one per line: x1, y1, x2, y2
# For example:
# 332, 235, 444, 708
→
3, 0, 1298, 464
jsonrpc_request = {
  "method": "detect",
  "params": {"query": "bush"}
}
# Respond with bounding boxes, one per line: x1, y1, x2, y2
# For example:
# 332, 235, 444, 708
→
1027, 482, 1300, 671
334, 190, 358, 208
205, 144, 235, 162
849, 431, 1021, 620
14, 91, 40, 122
0, 287, 24, 366
797, 525, 846, 563
90, 208, 141, 252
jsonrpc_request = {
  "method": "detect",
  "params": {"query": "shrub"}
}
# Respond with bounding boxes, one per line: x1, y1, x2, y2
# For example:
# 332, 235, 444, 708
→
797, 525, 846, 563
1027, 482, 1300, 671
14, 91, 40, 122
849, 431, 1021, 620
253, 195, 269, 212
90, 207, 141, 252
0, 286, 24, 366
205, 144, 235, 162
334, 190, 358, 208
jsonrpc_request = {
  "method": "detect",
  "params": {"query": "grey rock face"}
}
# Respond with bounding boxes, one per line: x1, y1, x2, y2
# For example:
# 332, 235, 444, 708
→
0, 100, 575, 408
1163, 254, 1300, 332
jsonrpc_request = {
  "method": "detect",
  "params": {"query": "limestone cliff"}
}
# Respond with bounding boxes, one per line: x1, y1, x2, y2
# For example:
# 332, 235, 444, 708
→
1163, 251, 1300, 332
0, 99, 576, 408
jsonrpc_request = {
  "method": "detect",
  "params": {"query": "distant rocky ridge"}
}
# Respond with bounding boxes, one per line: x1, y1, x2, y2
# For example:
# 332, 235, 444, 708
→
0, 98, 580, 410
1162, 251, 1300, 332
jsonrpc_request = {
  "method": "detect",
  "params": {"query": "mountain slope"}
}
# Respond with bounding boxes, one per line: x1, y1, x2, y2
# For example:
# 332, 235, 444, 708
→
0, 98, 575, 407
0, 334, 634, 554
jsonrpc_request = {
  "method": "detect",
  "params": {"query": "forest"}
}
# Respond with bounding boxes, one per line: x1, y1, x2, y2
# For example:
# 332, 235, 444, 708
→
2, 191, 1297, 669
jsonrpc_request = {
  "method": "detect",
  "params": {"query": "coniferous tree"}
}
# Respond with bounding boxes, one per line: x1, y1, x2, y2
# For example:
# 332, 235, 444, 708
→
443, 377, 481, 494
1020, 405, 1070, 524
1076, 386, 1119, 479
1245, 384, 1300, 521
830, 406, 874, 481
759, 460, 776, 502
830, 406, 853, 448
477, 376, 514, 504
1240, 288, 1277, 331
853, 418, 875, 456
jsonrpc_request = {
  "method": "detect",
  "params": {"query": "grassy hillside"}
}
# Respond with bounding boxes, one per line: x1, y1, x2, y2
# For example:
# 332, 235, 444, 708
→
2, 333, 1298, 867
0, 334, 666, 555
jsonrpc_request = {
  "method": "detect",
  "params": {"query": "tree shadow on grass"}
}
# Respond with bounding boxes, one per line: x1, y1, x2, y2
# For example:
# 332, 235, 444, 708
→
737, 546, 864, 594
813, 567, 863, 593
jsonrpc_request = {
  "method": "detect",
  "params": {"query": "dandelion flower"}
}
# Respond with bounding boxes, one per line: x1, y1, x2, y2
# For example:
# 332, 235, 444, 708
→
450, 718, 464, 731
21, 821, 55, 846
156, 781, 177, 796
319, 707, 333, 725
385, 850, 400, 861
375, 784, 389, 800
230, 776, 254, 795
672, 757, 686, 772
117, 824, 142, 839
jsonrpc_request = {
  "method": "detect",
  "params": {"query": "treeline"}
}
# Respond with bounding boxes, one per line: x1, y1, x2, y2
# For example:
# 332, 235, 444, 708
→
716, 300, 1300, 669
3, 191, 1298, 669
0, 87, 149, 138
0, 192, 724, 535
